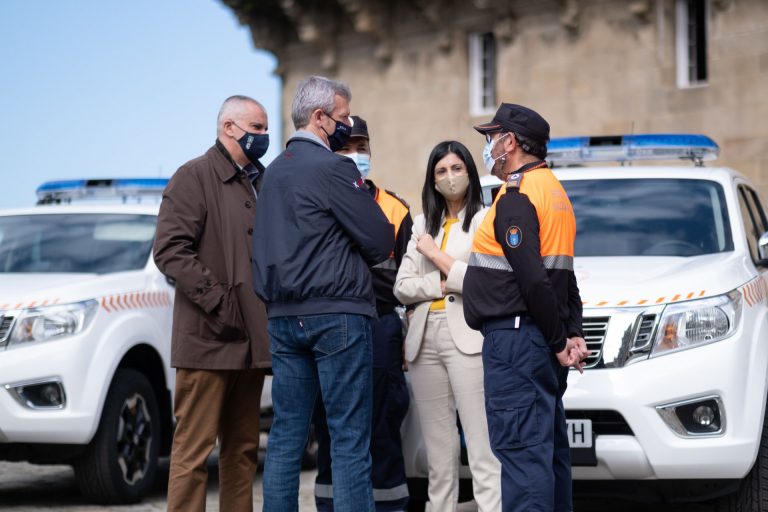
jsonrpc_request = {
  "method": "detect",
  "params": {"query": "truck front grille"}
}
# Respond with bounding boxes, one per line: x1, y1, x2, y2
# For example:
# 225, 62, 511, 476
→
582, 317, 609, 369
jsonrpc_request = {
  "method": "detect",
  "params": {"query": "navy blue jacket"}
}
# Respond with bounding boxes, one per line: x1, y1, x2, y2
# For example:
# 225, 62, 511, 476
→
251, 134, 395, 318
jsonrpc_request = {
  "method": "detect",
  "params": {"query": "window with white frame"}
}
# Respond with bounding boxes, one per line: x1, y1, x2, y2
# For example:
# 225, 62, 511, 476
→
469, 32, 497, 116
676, 0, 709, 88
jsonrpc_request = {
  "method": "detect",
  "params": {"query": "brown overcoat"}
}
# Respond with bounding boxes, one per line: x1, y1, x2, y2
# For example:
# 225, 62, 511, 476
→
153, 141, 270, 369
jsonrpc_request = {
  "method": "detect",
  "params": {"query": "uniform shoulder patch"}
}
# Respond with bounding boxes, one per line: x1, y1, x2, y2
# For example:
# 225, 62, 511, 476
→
505, 173, 523, 189
506, 226, 522, 248
385, 189, 410, 209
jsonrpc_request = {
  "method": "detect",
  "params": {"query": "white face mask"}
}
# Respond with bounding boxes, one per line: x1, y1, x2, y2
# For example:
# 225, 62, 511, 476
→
435, 174, 470, 201
482, 133, 509, 174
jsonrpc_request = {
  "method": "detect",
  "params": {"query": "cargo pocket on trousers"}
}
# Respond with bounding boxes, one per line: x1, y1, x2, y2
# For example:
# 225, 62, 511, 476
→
486, 391, 540, 450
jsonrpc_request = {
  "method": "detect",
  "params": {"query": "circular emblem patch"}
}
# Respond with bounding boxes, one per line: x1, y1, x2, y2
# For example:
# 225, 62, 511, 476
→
506, 226, 522, 248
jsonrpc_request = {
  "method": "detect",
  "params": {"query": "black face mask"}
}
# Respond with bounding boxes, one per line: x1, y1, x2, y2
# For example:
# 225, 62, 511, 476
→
234, 123, 269, 164
322, 114, 352, 152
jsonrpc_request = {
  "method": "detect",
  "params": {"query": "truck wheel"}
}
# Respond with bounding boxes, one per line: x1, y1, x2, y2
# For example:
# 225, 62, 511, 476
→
721, 403, 768, 511
74, 369, 160, 504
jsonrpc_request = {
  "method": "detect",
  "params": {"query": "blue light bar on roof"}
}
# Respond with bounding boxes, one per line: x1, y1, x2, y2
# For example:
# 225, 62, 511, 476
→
36, 178, 169, 203
546, 134, 719, 167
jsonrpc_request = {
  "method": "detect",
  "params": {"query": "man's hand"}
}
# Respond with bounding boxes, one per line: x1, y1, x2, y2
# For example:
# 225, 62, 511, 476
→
556, 336, 589, 373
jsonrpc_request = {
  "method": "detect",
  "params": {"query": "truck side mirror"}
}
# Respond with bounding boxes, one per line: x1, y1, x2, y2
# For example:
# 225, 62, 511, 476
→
758, 231, 768, 264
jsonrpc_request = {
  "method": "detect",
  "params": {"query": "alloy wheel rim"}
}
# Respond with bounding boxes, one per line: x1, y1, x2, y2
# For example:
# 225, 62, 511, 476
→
115, 393, 152, 485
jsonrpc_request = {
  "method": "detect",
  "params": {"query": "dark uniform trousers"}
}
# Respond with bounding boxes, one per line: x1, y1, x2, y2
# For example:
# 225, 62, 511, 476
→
314, 311, 410, 511
481, 317, 572, 512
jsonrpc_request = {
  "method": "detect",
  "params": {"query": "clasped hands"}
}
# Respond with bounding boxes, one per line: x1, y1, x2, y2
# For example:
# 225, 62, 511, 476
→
556, 336, 589, 373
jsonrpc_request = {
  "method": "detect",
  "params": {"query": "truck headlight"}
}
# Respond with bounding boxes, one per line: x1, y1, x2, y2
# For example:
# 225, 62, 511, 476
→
650, 291, 741, 357
9, 300, 99, 346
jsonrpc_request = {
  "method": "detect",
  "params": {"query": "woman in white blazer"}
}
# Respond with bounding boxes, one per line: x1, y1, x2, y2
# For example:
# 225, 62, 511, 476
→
394, 141, 500, 512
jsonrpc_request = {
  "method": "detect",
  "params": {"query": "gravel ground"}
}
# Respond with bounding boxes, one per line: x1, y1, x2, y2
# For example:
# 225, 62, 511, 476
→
0, 457, 719, 511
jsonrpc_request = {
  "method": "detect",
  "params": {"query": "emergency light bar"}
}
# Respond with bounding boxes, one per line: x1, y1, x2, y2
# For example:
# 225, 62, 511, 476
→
546, 134, 719, 167
36, 178, 169, 204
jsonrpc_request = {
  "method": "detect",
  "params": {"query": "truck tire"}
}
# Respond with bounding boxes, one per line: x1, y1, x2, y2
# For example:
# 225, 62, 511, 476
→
73, 368, 160, 504
721, 403, 768, 511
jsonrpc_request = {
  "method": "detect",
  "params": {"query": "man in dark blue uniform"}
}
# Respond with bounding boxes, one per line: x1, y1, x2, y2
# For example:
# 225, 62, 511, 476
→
313, 115, 413, 512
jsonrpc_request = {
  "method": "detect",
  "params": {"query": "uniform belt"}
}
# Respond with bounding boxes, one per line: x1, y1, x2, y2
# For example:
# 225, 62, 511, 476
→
481, 315, 528, 337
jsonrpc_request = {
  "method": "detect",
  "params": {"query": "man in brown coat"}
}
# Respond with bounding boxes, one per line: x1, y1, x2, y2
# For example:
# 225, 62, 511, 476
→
153, 95, 271, 512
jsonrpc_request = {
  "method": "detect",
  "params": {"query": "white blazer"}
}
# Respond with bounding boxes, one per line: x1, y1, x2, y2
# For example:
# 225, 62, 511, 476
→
394, 206, 489, 362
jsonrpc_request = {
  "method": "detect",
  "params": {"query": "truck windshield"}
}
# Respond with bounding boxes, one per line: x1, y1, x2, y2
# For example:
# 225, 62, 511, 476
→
0, 214, 156, 273
562, 178, 733, 257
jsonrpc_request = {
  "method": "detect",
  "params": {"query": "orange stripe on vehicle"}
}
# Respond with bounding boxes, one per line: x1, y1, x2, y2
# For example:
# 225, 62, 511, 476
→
656, 297, 665, 303
597, 301, 608, 307
637, 299, 648, 305
101, 297, 110, 313
686, 292, 694, 299
748, 283, 756, 306
617, 300, 628, 306
671, 294, 681, 302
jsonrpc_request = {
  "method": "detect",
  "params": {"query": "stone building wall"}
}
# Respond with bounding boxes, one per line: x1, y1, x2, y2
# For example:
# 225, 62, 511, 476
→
225, 0, 768, 212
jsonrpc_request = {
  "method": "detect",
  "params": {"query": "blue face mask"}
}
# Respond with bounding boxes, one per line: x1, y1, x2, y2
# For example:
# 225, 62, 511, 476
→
234, 123, 269, 164
482, 133, 509, 174
345, 152, 371, 179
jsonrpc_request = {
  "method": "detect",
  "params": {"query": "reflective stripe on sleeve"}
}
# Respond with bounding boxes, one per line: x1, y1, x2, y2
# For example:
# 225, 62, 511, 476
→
372, 258, 397, 270
542, 254, 574, 271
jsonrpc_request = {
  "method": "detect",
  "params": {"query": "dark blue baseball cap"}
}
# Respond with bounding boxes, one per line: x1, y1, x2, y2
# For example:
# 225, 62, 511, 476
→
474, 103, 550, 144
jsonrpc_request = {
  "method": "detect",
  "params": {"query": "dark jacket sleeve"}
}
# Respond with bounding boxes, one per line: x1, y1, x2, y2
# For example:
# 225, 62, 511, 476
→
493, 191, 567, 352
325, 159, 395, 266
395, 213, 414, 268
567, 272, 584, 338
153, 167, 224, 314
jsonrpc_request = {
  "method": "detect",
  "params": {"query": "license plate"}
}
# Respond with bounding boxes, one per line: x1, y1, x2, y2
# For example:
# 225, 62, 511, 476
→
566, 419, 593, 448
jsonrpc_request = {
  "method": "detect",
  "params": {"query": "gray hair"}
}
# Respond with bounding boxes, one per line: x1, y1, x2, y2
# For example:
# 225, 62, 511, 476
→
217, 95, 265, 135
290, 76, 351, 130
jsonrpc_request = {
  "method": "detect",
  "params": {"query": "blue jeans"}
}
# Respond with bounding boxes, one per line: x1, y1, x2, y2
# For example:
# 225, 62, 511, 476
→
482, 317, 572, 512
314, 311, 410, 512
263, 313, 375, 512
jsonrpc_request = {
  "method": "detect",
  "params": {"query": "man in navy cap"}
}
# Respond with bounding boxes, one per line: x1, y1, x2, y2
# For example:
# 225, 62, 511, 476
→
313, 115, 413, 512
462, 103, 589, 512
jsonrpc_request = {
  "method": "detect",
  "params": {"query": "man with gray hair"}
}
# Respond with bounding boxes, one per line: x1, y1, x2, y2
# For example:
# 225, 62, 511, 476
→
154, 95, 271, 511
252, 76, 394, 511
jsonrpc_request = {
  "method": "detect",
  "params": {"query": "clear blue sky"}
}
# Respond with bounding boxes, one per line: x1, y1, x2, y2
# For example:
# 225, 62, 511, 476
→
0, 0, 281, 208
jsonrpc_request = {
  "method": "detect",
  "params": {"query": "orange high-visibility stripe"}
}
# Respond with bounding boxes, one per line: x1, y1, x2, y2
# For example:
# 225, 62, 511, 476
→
375, 188, 409, 259
472, 166, 576, 259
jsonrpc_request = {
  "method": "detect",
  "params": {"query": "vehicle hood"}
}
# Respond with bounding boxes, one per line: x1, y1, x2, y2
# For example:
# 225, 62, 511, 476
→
575, 252, 755, 309
0, 272, 149, 310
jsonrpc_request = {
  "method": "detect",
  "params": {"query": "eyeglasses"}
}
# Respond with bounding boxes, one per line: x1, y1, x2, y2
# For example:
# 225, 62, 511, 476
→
485, 132, 510, 144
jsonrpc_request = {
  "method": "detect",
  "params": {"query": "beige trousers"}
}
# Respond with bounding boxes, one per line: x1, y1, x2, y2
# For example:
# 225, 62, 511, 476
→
166, 368, 265, 512
408, 310, 501, 512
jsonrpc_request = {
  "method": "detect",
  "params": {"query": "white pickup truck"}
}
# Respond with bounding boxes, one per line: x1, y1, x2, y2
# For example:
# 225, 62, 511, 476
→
477, 134, 767, 510
0, 179, 176, 503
